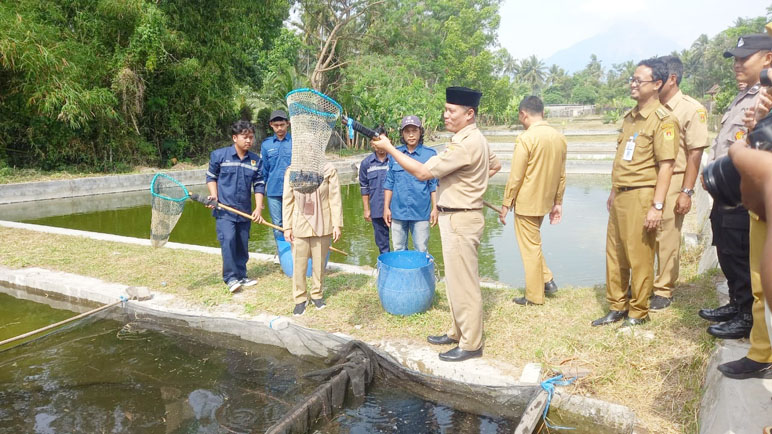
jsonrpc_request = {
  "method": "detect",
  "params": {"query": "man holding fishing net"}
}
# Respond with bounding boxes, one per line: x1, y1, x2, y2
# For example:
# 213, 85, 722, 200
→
206, 120, 266, 293
372, 86, 501, 362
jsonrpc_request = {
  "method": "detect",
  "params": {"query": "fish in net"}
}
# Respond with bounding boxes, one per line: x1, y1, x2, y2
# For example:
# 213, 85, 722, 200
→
285, 88, 343, 193
149, 173, 189, 248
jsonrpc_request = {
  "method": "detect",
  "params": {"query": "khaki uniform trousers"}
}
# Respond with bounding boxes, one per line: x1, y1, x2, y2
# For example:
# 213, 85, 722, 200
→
748, 216, 772, 363
439, 210, 484, 351
291, 235, 331, 304
514, 214, 554, 304
606, 187, 656, 319
654, 172, 685, 298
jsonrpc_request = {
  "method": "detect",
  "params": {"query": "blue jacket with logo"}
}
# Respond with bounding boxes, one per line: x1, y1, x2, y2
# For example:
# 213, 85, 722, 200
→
206, 145, 265, 222
359, 152, 389, 219
260, 133, 292, 198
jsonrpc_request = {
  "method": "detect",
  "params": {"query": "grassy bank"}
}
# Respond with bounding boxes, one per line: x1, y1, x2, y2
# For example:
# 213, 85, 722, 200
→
0, 226, 717, 433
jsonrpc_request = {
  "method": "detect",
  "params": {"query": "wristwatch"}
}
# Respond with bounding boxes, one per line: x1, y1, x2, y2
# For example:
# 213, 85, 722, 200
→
680, 188, 694, 197
653, 202, 664, 211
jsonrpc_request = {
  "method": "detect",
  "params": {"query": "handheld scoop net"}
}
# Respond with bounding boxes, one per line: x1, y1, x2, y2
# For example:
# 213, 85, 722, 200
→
286, 88, 343, 193
149, 173, 189, 248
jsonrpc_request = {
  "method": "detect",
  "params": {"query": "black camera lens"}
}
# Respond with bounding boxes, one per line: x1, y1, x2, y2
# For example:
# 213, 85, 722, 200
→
702, 156, 742, 207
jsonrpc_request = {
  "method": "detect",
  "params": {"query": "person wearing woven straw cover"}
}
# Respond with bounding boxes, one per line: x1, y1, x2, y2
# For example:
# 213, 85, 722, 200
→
498, 95, 567, 306
206, 120, 265, 294
372, 86, 501, 362
282, 162, 343, 316
383, 115, 438, 252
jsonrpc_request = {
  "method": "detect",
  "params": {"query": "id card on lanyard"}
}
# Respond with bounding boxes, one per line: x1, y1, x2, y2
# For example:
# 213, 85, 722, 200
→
622, 133, 638, 161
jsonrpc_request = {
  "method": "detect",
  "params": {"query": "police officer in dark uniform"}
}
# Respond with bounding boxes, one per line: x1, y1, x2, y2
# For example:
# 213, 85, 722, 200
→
699, 34, 772, 342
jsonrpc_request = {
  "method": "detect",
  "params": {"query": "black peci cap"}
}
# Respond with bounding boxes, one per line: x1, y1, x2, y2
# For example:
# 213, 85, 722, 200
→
723, 34, 772, 58
446, 86, 482, 108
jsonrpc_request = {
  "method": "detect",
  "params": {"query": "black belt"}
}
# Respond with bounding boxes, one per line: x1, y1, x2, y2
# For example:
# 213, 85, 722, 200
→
437, 206, 482, 213
616, 185, 654, 192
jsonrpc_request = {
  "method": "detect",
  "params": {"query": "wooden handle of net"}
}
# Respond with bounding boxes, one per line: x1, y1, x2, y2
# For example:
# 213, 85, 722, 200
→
482, 200, 501, 213
190, 195, 349, 256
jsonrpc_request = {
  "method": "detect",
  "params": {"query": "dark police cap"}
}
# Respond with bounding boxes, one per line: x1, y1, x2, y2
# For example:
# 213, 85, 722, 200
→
269, 109, 289, 122
723, 34, 772, 58
446, 86, 482, 108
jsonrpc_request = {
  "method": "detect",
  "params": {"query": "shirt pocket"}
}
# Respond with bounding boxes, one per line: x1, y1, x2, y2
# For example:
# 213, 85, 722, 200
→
635, 132, 654, 159
367, 170, 382, 194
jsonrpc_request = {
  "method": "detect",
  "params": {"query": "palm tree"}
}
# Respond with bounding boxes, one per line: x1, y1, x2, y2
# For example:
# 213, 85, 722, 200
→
517, 55, 546, 93
546, 64, 566, 88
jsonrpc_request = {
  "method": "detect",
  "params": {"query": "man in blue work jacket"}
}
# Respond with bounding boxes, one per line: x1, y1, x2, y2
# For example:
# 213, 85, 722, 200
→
261, 110, 292, 240
206, 120, 266, 293
359, 143, 390, 253
384, 115, 438, 252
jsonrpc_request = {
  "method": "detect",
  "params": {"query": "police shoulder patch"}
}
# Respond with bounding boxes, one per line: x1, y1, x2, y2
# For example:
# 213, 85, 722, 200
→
655, 107, 669, 120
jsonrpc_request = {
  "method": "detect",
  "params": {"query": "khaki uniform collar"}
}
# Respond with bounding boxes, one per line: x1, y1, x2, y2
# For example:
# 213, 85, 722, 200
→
631, 100, 660, 119
529, 120, 549, 129
663, 90, 684, 111
452, 123, 477, 141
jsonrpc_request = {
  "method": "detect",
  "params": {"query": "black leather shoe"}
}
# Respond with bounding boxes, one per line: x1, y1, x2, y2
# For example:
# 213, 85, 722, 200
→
427, 334, 458, 345
707, 313, 752, 339
544, 279, 558, 296
591, 310, 628, 326
513, 296, 539, 306
649, 295, 672, 311
717, 357, 772, 379
438, 346, 482, 362
621, 316, 649, 326
699, 303, 738, 322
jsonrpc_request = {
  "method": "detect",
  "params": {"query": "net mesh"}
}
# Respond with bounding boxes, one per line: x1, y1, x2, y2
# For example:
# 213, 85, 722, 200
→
286, 89, 342, 193
149, 173, 188, 248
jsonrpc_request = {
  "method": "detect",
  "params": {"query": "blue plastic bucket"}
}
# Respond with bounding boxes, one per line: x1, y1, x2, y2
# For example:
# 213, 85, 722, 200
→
376, 251, 436, 315
275, 235, 329, 278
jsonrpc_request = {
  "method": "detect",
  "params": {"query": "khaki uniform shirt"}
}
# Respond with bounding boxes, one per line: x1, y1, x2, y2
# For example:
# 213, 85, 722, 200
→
502, 121, 567, 216
282, 164, 343, 237
662, 90, 709, 173
425, 123, 499, 209
710, 83, 761, 161
612, 101, 679, 187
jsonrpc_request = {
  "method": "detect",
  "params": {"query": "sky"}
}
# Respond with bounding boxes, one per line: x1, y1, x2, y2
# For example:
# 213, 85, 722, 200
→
498, 0, 770, 60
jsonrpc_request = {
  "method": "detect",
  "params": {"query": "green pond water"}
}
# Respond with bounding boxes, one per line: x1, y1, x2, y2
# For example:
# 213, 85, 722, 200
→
0, 291, 519, 433
2, 174, 611, 287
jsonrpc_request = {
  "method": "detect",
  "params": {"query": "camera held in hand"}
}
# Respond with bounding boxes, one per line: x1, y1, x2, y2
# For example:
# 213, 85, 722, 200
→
703, 108, 772, 207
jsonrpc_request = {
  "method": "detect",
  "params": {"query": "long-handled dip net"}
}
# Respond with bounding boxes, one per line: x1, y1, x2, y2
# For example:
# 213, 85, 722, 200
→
149, 173, 190, 248
285, 88, 343, 193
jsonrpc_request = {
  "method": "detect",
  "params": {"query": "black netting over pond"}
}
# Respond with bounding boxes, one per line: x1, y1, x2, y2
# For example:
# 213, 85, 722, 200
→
0, 295, 525, 433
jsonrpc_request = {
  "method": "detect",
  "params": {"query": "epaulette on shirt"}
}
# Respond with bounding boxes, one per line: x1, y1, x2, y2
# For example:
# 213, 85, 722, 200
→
748, 83, 761, 94
655, 107, 669, 120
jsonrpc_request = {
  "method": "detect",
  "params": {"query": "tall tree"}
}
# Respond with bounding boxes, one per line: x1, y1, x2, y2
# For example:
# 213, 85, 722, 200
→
516, 55, 546, 93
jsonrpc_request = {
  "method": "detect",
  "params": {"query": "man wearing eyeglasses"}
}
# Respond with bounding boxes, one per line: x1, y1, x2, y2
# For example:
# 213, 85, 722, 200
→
592, 58, 679, 327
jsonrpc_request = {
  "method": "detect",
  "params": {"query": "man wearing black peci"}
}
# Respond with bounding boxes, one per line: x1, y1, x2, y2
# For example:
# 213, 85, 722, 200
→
372, 87, 501, 362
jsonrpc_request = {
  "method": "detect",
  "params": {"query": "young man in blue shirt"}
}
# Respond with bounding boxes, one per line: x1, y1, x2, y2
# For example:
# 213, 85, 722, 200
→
261, 110, 292, 240
206, 120, 265, 293
359, 143, 390, 253
384, 116, 438, 252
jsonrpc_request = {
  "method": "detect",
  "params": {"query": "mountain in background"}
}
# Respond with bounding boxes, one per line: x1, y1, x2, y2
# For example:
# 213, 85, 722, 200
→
545, 21, 684, 73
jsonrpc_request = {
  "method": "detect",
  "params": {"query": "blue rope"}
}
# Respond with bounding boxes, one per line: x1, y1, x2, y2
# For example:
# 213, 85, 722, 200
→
347, 117, 354, 139
540, 374, 577, 430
